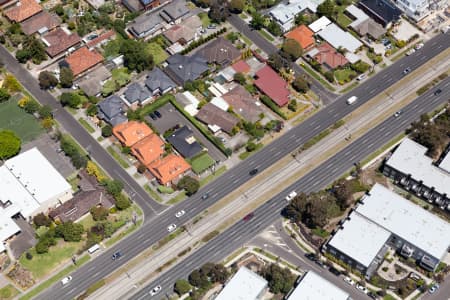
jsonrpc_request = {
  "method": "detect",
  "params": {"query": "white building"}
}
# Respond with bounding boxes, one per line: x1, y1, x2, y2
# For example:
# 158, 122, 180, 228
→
316, 23, 363, 53
287, 271, 351, 300
215, 267, 268, 300
269, 0, 325, 32
394, 0, 429, 22
308, 16, 332, 33
175, 91, 200, 116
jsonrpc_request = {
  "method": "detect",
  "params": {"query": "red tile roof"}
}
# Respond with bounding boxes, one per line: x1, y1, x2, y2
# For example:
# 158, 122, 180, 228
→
42, 28, 81, 57
310, 43, 349, 69
65, 47, 103, 76
4, 0, 42, 22
131, 134, 165, 166
113, 121, 153, 147
148, 154, 191, 185
232, 60, 251, 73
254, 65, 290, 107
86, 30, 115, 48
285, 25, 314, 50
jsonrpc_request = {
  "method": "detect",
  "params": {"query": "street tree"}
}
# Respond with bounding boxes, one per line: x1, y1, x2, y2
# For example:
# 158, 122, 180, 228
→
317, 0, 336, 18
282, 39, 303, 61
0, 130, 21, 159
38, 71, 58, 89
250, 12, 265, 30
59, 67, 74, 88
177, 176, 200, 196
174, 279, 192, 295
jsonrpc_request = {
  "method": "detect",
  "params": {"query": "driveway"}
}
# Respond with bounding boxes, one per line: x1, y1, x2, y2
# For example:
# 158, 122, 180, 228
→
9, 216, 37, 259
146, 102, 227, 162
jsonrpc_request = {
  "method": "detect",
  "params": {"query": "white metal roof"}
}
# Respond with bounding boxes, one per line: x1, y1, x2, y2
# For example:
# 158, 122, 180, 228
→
357, 184, 450, 260
211, 97, 229, 111
386, 138, 450, 197
317, 23, 363, 53
288, 271, 350, 300
308, 16, 331, 32
0, 206, 22, 252
215, 267, 268, 300
346, 4, 369, 28
439, 151, 450, 174
328, 211, 390, 267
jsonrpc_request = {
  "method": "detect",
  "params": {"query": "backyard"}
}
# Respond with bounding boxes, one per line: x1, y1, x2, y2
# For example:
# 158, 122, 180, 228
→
0, 100, 44, 142
188, 152, 215, 174
146, 42, 169, 65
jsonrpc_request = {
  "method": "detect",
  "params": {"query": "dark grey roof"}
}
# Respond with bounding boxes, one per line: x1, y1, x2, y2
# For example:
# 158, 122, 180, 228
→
124, 82, 151, 104
196, 37, 241, 66
359, 0, 402, 26
166, 126, 203, 158
164, 54, 209, 85
145, 67, 177, 93
97, 95, 127, 126
160, 0, 189, 22
122, 0, 144, 12
129, 12, 164, 37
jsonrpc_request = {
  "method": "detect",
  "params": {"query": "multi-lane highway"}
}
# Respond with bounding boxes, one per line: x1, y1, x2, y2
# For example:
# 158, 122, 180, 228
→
131, 77, 450, 300
30, 32, 449, 300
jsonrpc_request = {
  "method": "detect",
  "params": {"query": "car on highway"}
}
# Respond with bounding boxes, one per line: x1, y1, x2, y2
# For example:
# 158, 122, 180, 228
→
150, 285, 161, 296
315, 260, 327, 268
167, 224, 177, 232
61, 276, 72, 286
305, 253, 317, 261
394, 110, 402, 117
175, 210, 185, 218
415, 42, 424, 50
356, 284, 369, 294
249, 168, 258, 176
434, 88, 442, 96
402, 67, 411, 75
111, 251, 122, 260
149, 112, 157, 120
154, 110, 162, 118
243, 212, 254, 221
201, 193, 209, 200
343, 276, 355, 286
329, 266, 341, 276
405, 48, 416, 56
285, 191, 297, 201
429, 283, 439, 294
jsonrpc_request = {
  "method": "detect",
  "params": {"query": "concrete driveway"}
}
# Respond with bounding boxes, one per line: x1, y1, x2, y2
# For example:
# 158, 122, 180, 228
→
146, 102, 227, 162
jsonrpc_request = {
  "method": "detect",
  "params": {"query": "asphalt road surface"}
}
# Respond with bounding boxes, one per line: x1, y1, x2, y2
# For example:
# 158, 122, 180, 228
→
131, 78, 450, 300
24, 32, 449, 300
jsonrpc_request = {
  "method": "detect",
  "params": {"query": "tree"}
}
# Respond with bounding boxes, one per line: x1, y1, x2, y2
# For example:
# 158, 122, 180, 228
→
137, 164, 146, 174
267, 20, 282, 36
250, 12, 265, 30
229, 0, 244, 13
59, 67, 74, 88
177, 176, 200, 196
22, 36, 47, 64
292, 76, 310, 93
24, 99, 40, 114
39, 105, 53, 119
288, 100, 297, 112
41, 117, 54, 130
90, 206, 109, 221
233, 72, 246, 85
33, 213, 52, 227
332, 178, 354, 209
207, 264, 229, 284
101, 125, 113, 137
324, 70, 335, 83
260, 263, 296, 294
268, 53, 288, 72
38, 71, 58, 89
174, 279, 192, 295
317, 0, 336, 18
0, 130, 21, 159
282, 39, 303, 61
2, 75, 21, 93
188, 269, 209, 288
71, 152, 88, 169
208, 0, 228, 23
56, 221, 84, 242
102, 179, 124, 197
86, 105, 98, 117
60, 92, 81, 108
16, 49, 31, 63
114, 194, 131, 210
120, 39, 154, 72
0, 88, 10, 102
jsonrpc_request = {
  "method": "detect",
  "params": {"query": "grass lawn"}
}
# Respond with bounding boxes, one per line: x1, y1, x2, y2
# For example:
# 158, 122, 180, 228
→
238, 143, 263, 160
0, 100, 44, 142
146, 42, 169, 65
167, 191, 186, 205
311, 227, 330, 238
258, 29, 274, 42
334, 68, 357, 84
106, 146, 130, 168
78, 118, 95, 133
300, 63, 336, 91
198, 12, 211, 27
102, 36, 123, 59
0, 284, 19, 299
336, 12, 353, 27
144, 184, 164, 203
189, 152, 215, 174
77, 214, 96, 231
200, 166, 227, 187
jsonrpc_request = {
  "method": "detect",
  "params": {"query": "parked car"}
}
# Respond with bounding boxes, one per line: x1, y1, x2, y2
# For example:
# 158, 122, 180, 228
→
402, 67, 411, 75
243, 212, 254, 221
154, 110, 162, 118
61, 276, 72, 285
201, 193, 209, 200
356, 74, 366, 81
329, 267, 341, 276
207, 24, 217, 29
356, 284, 369, 294
406, 48, 416, 56
343, 276, 355, 286
149, 112, 157, 120
409, 272, 421, 281
150, 285, 162, 296
434, 89, 442, 96
111, 251, 122, 260
429, 283, 439, 294
167, 224, 177, 232
315, 260, 327, 268
305, 253, 317, 261
249, 169, 258, 176
175, 210, 185, 218
367, 292, 378, 299
415, 42, 424, 50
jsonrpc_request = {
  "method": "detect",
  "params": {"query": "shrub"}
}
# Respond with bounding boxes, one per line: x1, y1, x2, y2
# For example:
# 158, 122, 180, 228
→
33, 213, 52, 227
114, 194, 131, 210
26, 252, 33, 260
90, 206, 109, 221
137, 164, 146, 174
101, 125, 113, 137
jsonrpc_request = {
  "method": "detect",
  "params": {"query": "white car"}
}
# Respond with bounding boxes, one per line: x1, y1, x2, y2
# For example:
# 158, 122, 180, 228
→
61, 276, 72, 286
175, 210, 185, 218
167, 224, 177, 232
285, 191, 297, 201
356, 284, 368, 294
415, 42, 424, 50
150, 285, 162, 296
356, 74, 366, 81
406, 48, 416, 56
343, 276, 355, 286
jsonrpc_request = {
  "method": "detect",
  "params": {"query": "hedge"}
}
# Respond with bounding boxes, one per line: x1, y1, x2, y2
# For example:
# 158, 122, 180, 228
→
259, 95, 287, 120
181, 28, 227, 55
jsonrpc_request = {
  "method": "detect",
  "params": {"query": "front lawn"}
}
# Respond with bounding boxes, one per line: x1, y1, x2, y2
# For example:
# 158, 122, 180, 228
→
146, 42, 169, 65
0, 100, 44, 142
0, 284, 19, 299
189, 152, 215, 174
334, 68, 357, 84
198, 12, 211, 27
336, 12, 352, 27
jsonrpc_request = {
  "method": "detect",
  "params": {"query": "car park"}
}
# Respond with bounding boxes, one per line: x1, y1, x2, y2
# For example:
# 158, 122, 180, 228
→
356, 284, 369, 294
434, 89, 442, 96
243, 212, 254, 221
167, 224, 177, 232
61, 276, 72, 285
154, 110, 162, 118
175, 210, 185, 218
201, 193, 209, 200
149, 112, 157, 120
150, 285, 162, 296
429, 283, 439, 294
402, 67, 411, 75
111, 251, 122, 260
329, 267, 341, 276
343, 276, 355, 286
285, 191, 297, 201
249, 169, 258, 175
394, 110, 402, 117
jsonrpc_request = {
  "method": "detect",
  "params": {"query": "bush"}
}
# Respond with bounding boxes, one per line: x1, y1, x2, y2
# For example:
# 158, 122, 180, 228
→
38, 71, 58, 89
26, 252, 33, 260
0, 88, 10, 103
0, 130, 21, 160
324, 71, 335, 83
259, 95, 287, 120
56, 221, 84, 242
174, 279, 192, 295
114, 193, 131, 210
292, 77, 310, 93
288, 100, 297, 112
33, 213, 52, 227
137, 164, 146, 174
101, 125, 113, 137
24, 99, 40, 114
102, 179, 124, 197
177, 176, 200, 196
246, 142, 257, 152
90, 206, 109, 221
60, 92, 81, 108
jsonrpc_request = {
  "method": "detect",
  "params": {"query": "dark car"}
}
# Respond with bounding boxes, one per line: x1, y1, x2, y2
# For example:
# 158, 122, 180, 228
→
434, 89, 442, 96
402, 67, 411, 75
367, 292, 378, 299
305, 253, 317, 261
111, 251, 122, 260
149, 112, 157, 120
201, 193, 209, 200
249, 169, 258, 176
315, 260, 327, 268
243, 212, 254, 221
154, 110, 162, 118
329, 267, 342, 276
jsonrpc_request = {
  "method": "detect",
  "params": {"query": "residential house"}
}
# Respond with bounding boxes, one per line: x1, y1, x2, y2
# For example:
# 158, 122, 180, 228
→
122, 82, 151, 107
140, 0, 161, 10
359, 0, 402, 27
346, 4, 386, 39
128, 12, 164, 38
131, 133, 165, 166
196, 37, 241, 67
42, 27, 81, 58
269, 0, 325, 32
175, 91, 200, 116
97, 95, 127, 126
287, 271, 351, 300
163, 15, 201, 45
167, 126, 203, 159
306, 43, 349, 70
159, 0, 189, 24
232, 60, 251, 74
316, 23, 363, 53
196, 103, 239, 135
285, 25, 315, 50
215, 267, 268, 300
0, 0, 16, 8
78, 65, 112, 97
254, 65, 290, 107
394, 0, 430, 22
122, 0, 144, 12
4, 0, 42, 23
63, 46, 103, 77
222, 85, 263, 123
86, 30, 115, 49
308, 16, 332, 33
164, 54, 209, 85
20, 11, 61, 36
145, 67, 177, 96
148, 153, 191, 186
113, 121, 153, 147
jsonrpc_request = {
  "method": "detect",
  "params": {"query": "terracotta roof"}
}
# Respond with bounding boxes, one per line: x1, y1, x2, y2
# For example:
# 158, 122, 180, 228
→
42, 28, 81, 57
222, 85, 263, 123
86, 30, 115, 48
254, 65, 290, 107
20, 11, 61, 35
232, 60, 251, 73
196, 103, 239, 134
113, 121, 153, 147
309, 43, 349, 69
131, 134, 165, 166
285, 25, 314, 49
65, 46, 103, 76
4, 0, 42, 22
148, 153, 191, 185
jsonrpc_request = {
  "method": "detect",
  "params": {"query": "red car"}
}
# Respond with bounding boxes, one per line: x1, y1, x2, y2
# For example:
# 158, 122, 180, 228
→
243, 212, 254, 221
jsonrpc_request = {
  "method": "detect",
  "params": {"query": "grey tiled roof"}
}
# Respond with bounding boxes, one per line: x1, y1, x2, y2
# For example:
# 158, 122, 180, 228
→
167, 126, 203, 158
97, 95, 127, 125
165, 54, 209, 85
130, 12, 163, 37
124, 82, 151, 104
196, 37, 241, 66
160, 0, 189, 22
145, 67, 177, 94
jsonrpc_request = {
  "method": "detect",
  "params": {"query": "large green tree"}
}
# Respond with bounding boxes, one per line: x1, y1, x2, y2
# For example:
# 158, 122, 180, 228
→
282, 38, 303, 61
119, 39, 153, 72
38, 71, 58, 89
260, 263, 296, 294
0, 130, 21, 159
250, 12, 265, 30
229, 0, 245, 13
317, 0, 336, 18
177, 176, 200, 196
59, 67, 74, 88
55, 221, 84, 242
174, 279, 192, 295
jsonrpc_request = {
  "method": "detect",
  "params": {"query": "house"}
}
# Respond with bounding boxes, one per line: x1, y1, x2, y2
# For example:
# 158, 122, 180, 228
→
85, 0, 105, 9
63, 46, 103, 77
346, 4, 386, 39
131, 133, 165, 166
159, 0, 189, 24
222, 85, 263, 123
20, 11, 61, 36
86, 30, 115, 49
287, 271, 351, 300
167, 126, 203, 159
123, 82, 151, 106
215, 267, 268, 300
41, 27, 81, 58
196, 37, 241, 66
394, 0, 431, 22
97, 95, 127, 126
163, 15, 201, 45
4, 0, 42, 23
175, 91, 200, 116
140, 0, 161, 10
285, 25, 315, 50
78, 65, 112, 97
316, 23, 363, 53
383, 138, 450, 210
306, 43, 349, 70
128, 12, 164, 38
122, 0, 144, 12
164, 54, 209, 85
254, 65, 290, 107
148, 153, 191, 186
196, 103, 239, 135
210, 97, 229, 111
359, 0, 402, 27
145, 67, 177, 96
269, 0, 325, 32
308, 16, 332, 33
0, 0, 16, 8
113, 121, 153, 147
324, 184, 450, 278
232, 60, 251, 74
